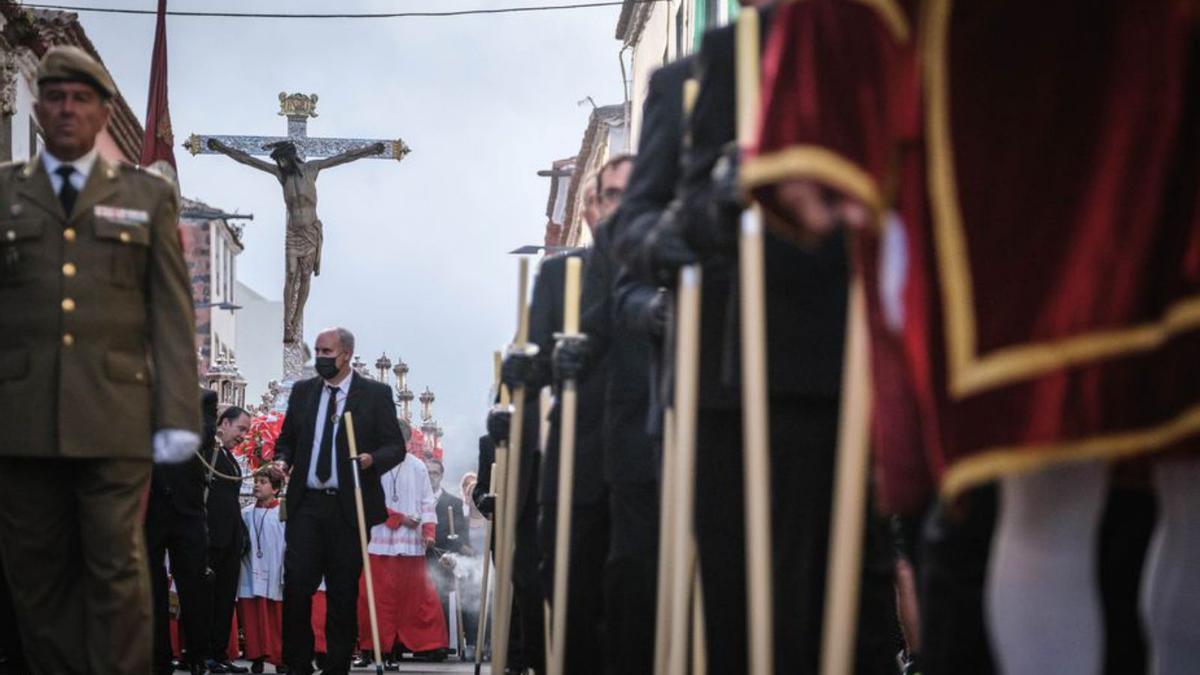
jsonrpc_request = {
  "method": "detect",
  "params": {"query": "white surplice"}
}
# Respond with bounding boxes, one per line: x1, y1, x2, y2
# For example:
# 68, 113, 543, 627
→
238, 503, 286, 601
369, 456, 438, 557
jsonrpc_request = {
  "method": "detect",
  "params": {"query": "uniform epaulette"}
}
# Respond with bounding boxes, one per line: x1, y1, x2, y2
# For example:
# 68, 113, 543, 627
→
131, 160, 180, 188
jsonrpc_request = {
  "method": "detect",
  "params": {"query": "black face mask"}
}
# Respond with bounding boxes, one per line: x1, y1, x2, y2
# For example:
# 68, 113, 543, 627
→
315, 355, 341, 380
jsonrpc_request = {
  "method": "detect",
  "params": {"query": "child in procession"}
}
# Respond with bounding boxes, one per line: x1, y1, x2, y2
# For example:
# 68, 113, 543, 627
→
237, 468, 287, 673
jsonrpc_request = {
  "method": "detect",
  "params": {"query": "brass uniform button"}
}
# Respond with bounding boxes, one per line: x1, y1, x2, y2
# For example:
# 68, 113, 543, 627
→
63, 228, 77, 242
62, 333, 74, 347
4, 230, 14, 241
118, 231, 131, 243
62, 263, 76, 277
61, 298, 76, 312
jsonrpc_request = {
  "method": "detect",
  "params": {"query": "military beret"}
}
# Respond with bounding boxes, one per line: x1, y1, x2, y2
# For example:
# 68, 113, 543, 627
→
36, 46, 116, 99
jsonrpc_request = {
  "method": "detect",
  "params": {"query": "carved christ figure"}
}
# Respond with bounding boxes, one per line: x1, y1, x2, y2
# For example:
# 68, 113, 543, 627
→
206, 138, 384, 343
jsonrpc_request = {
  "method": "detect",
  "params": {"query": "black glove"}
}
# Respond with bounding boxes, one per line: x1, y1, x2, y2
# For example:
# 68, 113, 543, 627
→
644, 288, 670, 338
485, 406, 512, 445
552, 335, 591, 383
686, 141, 744, 255
475, 494, 496, 518
500, 347, 542, 391
643, 209, 698, 287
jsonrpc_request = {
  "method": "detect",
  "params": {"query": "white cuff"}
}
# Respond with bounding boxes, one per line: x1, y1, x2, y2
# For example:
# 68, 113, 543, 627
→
153, 429, 201, 464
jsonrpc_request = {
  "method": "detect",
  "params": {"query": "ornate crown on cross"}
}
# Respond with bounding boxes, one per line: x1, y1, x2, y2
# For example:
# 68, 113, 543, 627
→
278, 92, 318, 119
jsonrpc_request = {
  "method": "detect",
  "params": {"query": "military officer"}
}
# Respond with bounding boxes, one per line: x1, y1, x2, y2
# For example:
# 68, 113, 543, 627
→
0, 46, 200, 674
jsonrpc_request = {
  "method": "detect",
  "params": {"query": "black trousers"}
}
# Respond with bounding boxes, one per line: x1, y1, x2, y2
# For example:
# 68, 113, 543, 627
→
916, 483, 1156, 675
917, 487, 996, 675
0, 556, 26, 674
538, 499, 609, 675
604, 482, 658, 675
208, 538, 241, 662
282, 493, 365, 675
511, 499, 546, 673
145, 507, 210, 672
695, 400, 898, 675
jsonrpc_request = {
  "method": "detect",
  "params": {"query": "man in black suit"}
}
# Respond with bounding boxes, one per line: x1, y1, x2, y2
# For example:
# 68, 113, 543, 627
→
600, 55, 695, 675
430, 460, 469, 556
273, 327, 406, 675
635, 4, 898, 672
427, 459, 469, 655
205, 405, 251, 674
145, 389, 219, 675
471, 433, 533, 670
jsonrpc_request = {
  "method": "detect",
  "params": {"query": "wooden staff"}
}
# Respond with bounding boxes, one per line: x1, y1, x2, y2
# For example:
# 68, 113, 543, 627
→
548, 257, 583, 675
480, 350, 505, 675
475, 462, 496, 675
654, 76, 701, 675
652, 407, 676, 675
487, 443, 509, 675
494, 258, 533, 675
692, 564, 707, 675
735, 8, 774, 674
342, 412, 385, 675
667, 264, 702, 675
819, 279, 871, 675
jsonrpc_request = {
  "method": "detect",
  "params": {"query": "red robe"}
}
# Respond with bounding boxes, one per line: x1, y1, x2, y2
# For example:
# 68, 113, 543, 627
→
745, 0, 1200, 511
238, 598, 282, 665
357, 522, 447, 653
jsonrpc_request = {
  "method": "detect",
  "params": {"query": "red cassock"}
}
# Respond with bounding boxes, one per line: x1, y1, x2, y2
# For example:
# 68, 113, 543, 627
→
238, 598, 283, 665
745, 0, 1200, 512
357, 553, 448, 654
311, 590, 328, 654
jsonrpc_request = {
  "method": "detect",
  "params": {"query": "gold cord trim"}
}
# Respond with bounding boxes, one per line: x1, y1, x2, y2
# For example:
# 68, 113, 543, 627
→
742, 145, 883, 211
941, 402, 1200, 499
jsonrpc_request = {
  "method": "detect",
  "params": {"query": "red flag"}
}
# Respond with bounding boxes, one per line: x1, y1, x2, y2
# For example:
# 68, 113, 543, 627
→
140, 0, 176, 168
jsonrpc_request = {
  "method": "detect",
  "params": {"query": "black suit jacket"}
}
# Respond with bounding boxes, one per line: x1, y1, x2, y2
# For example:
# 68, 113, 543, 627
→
535, 252, 607, 507
612, 56, 694, 266
275, 372, 406, 528
611, 57, 696, 459
433, 491, 468, 555
580, 223, 659, 485
206, 444, 247, 550
472, 434, 495, 513
683, 11, 847, 406
148, 389, 215, 518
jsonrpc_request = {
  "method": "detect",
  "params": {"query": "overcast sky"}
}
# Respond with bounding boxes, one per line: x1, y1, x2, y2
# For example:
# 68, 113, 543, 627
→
68, 0, 624, 482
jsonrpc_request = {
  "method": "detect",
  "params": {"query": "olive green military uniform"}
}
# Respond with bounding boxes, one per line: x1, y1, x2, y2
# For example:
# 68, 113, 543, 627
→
0, 149, 199, 674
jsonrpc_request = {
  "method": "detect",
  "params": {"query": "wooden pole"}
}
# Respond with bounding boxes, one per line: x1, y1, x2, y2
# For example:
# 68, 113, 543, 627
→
819, 279, 872, 675
548, 257, 583, 675
692, 563, 708, 675
735, 8, 774, 674
489, 441, 509, 673
667, 265, 702, 675
447, 502, 468, 660
652, 406, 676, 675
495, 258, 532, 675
475, 463, 495, 675
343, 412, 385, 675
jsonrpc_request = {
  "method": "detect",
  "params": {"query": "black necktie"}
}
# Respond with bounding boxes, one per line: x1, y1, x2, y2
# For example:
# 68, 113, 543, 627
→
56, 166, 78, 217
316, 385, 338, 483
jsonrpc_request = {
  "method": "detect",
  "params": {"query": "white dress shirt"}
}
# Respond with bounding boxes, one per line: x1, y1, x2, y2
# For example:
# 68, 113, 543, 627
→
41, 147, 98, 195
307, 375, 352, 490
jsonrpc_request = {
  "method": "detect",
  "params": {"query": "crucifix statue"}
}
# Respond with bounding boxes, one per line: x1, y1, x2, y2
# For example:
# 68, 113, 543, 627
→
185, 92, 411, 379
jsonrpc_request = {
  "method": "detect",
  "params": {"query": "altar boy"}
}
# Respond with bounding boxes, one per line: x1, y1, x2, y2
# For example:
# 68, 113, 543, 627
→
238, 468, 287, 671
